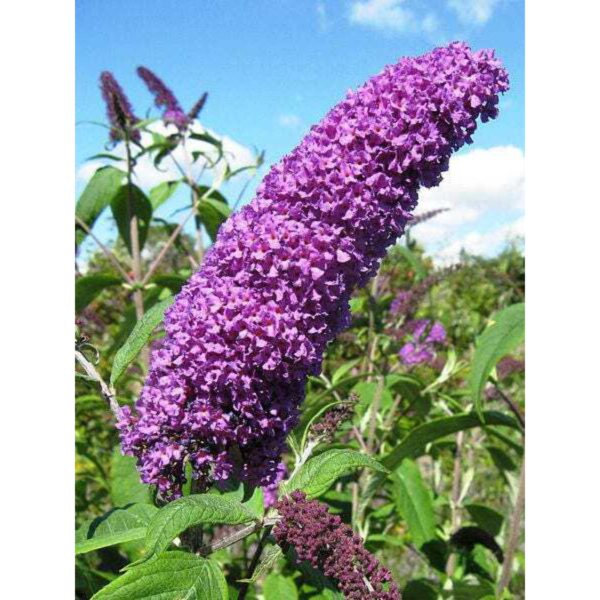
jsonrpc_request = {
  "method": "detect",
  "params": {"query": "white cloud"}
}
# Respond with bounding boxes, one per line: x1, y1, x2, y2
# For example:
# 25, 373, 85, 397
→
348, 0, 441, 35
409, 145, 524, 261
435, 216, 524, 265
316, 1, 331, 31
446, 0, 502, 25
277, 113, 303, 129
77, 121, 258, 191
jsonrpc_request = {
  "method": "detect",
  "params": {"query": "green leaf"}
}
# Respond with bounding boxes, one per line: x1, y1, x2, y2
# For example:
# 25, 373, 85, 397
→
91, 551, 227, 600
76, 274, 122, 313
331, 359, 361, 385
470, 303, 525, 417
391, 459, 436, 548
382, 411, 518, 471
197, 195, 231, 242
238, 545, 283, 583
465, 504, 504, 537
403, 579, 439, 600
242, 486, 265, 519
453, 577, 496, 600
110, 184, 153, 255
110, 296, 173, 386
110, 447, 154, 506
148, 180, 180, 210
76, 504, 158, 555
144, 494, 257, 558
263, 573, 298, 600
150, 274, 187, 294
76, 166, 125, 247
284, 449, 388, 499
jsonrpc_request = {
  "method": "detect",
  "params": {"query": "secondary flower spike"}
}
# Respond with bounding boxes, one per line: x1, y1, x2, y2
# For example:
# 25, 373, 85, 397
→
137, 66, 190, 130
99, 71, 141, 143
118, 42, 509, 498
274, 492, 401, 599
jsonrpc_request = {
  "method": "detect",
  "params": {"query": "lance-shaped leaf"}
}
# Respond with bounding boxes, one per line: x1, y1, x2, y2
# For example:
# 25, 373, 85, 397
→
110, 296, 173, 385
238, 545, 283, 584
391, 459, 435, 548
91, 551, 227, 600
284, 449, 388, 499
76, 274, 122, 313
382, 411, 518, 471
76, 166, 125, 247
470, 303, 525, 417
76, 504, 158, 555
148, 180, 180, 210
196, 192, 231, 242
144, 494, 257, 558
110, 184, 153, 255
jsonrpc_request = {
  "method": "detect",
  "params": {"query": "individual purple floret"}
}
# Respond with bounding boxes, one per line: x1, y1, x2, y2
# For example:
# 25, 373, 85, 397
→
262, 461, 288, 508
99, 71, 141, 143
398, 319, 446, 367
274, 491, 401, 599
118, 42, 509, 499
137, 66, 190, 130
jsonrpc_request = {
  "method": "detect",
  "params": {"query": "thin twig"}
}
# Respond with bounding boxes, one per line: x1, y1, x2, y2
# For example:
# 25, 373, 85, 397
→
446, 430, 465, 576
366, 375, 384, 453
498, 460, 525, 595
75, 349, 120, 420
124, 138, 145, 320
238, 526, 273, 600
197, 517, 279, 557
75, 216, 133, 284
141, 207, 196, 286
493, 383, 525, 430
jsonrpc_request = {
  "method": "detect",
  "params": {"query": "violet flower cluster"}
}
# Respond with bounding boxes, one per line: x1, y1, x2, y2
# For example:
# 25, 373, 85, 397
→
99, 72, 141, 143
274, 491, 401, 599
398, 319, 447, 367
118, 42, 509, 499
310, 394, 358, 444
137, 66, 208, 130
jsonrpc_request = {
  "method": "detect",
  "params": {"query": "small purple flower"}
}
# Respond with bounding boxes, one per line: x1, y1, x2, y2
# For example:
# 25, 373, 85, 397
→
99, 71, 141, 143
137, 66, 190, 130
118, 42, 509, 499
399, 319, 446, 367
274, 491, 400, 599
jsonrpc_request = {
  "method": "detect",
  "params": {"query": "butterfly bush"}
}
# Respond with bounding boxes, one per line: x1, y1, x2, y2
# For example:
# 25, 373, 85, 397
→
274, 492, 401, 599
118, 42, 509, 498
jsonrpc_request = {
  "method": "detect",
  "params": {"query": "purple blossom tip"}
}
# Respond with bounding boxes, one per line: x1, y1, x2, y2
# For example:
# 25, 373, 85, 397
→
274, 491, 401, 599
99, 71, 140, 143
136, 66, 189, 130
118, 42, 509, 499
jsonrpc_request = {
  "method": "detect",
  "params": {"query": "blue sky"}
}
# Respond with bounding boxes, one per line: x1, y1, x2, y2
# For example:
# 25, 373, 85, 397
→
76, 0, 524, 263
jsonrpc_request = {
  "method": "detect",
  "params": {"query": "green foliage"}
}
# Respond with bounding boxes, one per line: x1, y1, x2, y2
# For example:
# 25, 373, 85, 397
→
470, 302, 525, 417
76, 504, 158, 554
110, 448, 154, 506
263, 572, 299, 600
284, 449, 388, 499
110, 296, 173, 385
76, 166, 125, 247
110, 184, 153, 255
391, 459, 436, 548
91, 551, 227, 599
143, 494, 258, 559
76, 274, 122, 313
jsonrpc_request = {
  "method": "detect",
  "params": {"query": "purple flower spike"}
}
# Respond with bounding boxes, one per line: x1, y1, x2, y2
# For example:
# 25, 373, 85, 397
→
118, 42, 509, 499
274, 492, 401, 599
137, 66, 189, 130
99, 71, 141, 143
